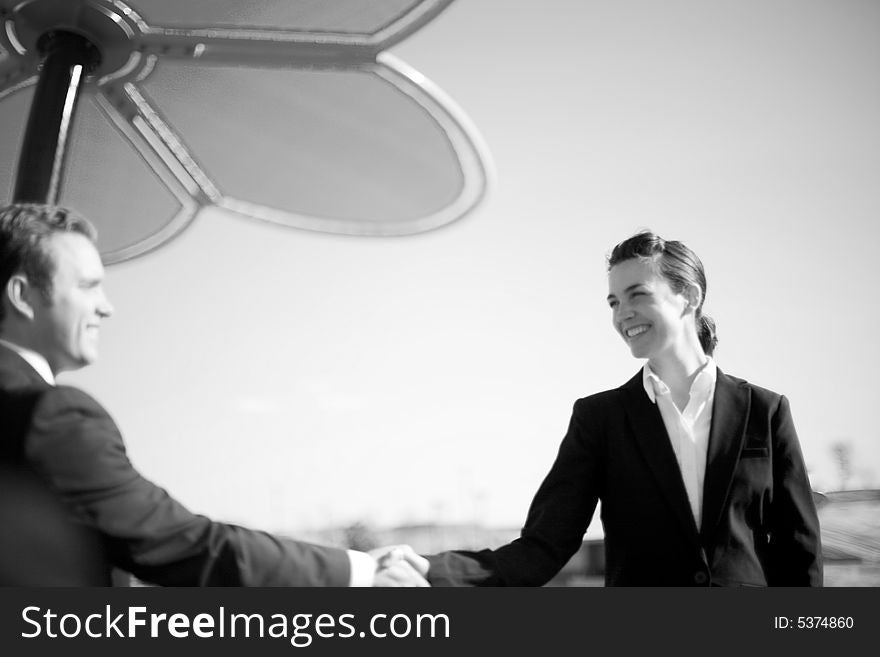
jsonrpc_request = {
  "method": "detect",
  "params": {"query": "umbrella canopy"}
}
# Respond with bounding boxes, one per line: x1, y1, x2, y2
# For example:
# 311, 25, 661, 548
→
0, 0, 491, 263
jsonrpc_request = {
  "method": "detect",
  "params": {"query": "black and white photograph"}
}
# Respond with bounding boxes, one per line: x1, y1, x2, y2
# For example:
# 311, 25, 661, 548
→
0, 0, 878, 649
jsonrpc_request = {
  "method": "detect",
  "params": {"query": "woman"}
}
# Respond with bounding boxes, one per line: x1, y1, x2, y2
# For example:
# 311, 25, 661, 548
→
422, 230, 822, 586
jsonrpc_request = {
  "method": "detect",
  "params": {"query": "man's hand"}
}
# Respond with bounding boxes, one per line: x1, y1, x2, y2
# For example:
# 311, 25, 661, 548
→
370, 545, 430, 587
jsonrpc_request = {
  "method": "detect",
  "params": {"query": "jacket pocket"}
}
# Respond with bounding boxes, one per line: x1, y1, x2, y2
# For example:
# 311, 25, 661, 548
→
741, 447, 770, 458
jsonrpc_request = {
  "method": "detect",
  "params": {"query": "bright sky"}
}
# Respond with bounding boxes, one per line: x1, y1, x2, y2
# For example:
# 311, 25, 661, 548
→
62, 0, 880, 537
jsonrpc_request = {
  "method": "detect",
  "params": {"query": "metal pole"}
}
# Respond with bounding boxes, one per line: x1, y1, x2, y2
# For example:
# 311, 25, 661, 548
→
12, 31, 101, 205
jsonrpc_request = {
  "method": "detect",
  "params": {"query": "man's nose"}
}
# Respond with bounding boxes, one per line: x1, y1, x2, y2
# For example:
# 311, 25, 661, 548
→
97, 292, 114, 318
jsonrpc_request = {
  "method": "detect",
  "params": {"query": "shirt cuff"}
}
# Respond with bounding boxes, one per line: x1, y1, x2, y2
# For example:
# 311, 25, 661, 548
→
347, 550, 376, 587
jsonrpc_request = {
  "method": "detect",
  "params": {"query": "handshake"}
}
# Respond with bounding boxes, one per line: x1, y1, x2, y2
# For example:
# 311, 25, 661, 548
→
369, 545, 431, 587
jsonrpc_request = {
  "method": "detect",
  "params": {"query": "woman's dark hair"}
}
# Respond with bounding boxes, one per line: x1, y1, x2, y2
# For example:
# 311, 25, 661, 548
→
607, 230, 718, 356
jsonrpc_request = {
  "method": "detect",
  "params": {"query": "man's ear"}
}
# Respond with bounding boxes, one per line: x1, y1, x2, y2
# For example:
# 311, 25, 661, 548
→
5, 275, 36, 320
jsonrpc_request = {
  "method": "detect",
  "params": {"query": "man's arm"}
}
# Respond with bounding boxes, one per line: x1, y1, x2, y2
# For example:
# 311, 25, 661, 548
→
766, 395, 823, 586
25, 385, 353, 586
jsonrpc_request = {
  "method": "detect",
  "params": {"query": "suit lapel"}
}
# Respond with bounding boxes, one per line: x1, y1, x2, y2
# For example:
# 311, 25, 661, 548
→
700, 369, 750, 547
620, 371, 701, 546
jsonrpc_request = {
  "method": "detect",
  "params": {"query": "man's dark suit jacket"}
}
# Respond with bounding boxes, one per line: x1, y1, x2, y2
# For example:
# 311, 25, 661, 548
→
426, 368, 823, 586
0, 344, 350, 586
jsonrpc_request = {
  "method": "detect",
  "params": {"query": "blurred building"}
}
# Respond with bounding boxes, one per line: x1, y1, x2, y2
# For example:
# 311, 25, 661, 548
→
304, 488, 880, 587
813, 489, 880, 587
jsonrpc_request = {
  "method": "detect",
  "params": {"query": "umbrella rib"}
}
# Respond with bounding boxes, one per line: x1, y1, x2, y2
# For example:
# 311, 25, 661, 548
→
94, 87, 202, 203
122, 82, 221, 203
91, 88, 201, 264
136, 29, 379, 69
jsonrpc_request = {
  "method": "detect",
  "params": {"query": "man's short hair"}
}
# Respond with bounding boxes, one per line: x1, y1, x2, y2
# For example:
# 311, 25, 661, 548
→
0, 203, 98, 323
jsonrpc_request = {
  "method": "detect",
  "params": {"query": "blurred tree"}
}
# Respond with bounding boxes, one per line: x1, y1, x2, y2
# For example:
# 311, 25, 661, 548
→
343, 521, 379, 551
831, 441, 853, 490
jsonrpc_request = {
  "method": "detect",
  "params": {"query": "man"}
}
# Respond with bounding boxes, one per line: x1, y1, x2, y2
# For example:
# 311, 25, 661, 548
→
0, 202, 426, 586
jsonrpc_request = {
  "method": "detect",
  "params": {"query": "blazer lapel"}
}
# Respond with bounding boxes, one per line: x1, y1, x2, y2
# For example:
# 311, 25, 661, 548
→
700, 369, 750, 548
620, 371, 701, 546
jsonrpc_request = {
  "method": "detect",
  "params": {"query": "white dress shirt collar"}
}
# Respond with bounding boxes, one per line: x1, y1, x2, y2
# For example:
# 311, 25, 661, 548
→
0, 338, 55, 385
642, 357, 717, 405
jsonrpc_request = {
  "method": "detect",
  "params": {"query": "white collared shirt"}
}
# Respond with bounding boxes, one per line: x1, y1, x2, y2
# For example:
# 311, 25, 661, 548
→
0, 338, 55, 385
348, 550, 379, 587
642, 359, 717, 530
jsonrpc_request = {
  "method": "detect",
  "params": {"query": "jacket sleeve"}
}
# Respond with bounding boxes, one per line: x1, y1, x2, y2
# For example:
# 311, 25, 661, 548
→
426, 399, 601, 586
24, 385, 351, 587
766, 395, 823, 586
